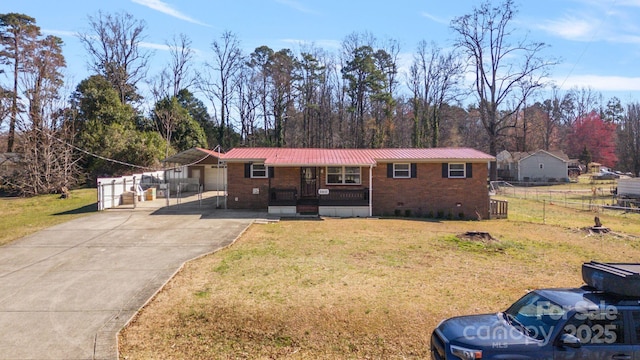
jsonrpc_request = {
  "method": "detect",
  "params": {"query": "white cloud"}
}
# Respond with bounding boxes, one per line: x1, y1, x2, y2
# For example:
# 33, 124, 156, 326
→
538, 16, 597, 41
139, 41, 172, 51
396, 52, 414, 79
275, 0, 316, 14
131, 0, 210, 27
280, 38, 341, 50
609, 0, 640, 7
555, 74, 640, 92
42, 29, 78, 38
538, 2, 640, 45
420, 12, 448, 25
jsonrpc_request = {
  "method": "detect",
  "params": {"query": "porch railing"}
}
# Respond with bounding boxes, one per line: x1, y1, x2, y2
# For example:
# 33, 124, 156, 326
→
269, 188, 297, 206
319, 188, 369, 206
269, 187, 369, 206
490, 199, 508, 219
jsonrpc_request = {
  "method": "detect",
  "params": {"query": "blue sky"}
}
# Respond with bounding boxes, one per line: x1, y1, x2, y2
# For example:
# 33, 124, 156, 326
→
5, 0, 640, 104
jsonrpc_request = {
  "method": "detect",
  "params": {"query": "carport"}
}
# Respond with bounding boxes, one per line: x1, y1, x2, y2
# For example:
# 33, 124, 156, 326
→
162, 147, 227, 193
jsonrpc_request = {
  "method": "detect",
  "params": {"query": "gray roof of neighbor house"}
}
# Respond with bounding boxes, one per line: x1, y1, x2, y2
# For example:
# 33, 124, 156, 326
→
508, 149, 569, 163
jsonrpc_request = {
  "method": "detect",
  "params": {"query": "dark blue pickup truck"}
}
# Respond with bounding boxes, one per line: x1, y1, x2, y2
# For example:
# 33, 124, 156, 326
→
431, 262, 640, 360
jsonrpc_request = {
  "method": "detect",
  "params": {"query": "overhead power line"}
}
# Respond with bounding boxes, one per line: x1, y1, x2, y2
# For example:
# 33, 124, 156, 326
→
35, 127, 213, 172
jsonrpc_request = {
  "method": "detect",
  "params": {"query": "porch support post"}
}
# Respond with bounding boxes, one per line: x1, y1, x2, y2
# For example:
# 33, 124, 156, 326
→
223, 160, 227, 210
369, 165, 373, 217
216, 145, 220, 209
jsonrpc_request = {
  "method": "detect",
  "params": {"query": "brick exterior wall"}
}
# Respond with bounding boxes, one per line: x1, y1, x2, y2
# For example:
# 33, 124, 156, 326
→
372, 162, 489, 219
226, 164, 305, 209
226, 162, 489, 219
227, 163, 267, 209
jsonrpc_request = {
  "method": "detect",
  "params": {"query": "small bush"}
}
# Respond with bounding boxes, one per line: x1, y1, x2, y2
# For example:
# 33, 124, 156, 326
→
394, 209, 401, 217
436, 210, 444, 219
404, 209, 412, 217
458, 212, 465, 220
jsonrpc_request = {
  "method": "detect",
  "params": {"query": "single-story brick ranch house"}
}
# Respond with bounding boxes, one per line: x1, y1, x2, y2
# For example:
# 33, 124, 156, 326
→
219, 147, 495, 219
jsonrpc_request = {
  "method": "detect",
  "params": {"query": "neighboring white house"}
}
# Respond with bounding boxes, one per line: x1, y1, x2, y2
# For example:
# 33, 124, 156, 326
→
497, 150, 569, 182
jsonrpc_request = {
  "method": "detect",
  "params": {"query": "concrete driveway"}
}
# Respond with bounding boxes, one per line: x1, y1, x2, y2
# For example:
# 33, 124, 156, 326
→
0, 196, 269, 359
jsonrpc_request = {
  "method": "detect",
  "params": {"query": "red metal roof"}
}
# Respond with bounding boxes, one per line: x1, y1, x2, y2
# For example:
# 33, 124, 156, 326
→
221, 147, 494, 166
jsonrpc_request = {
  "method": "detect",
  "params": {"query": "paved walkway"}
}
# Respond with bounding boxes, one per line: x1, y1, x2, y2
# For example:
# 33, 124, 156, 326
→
0, 195, 270, 359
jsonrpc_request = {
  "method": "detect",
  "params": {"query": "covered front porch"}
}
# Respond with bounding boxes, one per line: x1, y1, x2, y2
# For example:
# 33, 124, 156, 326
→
268, 186, 370, 217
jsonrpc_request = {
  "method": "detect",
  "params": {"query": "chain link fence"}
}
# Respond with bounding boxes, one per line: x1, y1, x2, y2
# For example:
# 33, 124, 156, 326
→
490, 181, 638, 215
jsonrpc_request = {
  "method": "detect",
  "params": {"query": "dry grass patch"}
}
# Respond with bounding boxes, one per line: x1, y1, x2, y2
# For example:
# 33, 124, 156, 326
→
119, 215, 640, 359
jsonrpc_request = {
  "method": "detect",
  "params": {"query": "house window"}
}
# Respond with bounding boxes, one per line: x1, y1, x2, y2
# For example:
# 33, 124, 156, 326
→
251, 163, 268, 178
539, 163, 544, 169
448, 163, 466, 178
393, 163, 411, 178
326, 166, 361, 185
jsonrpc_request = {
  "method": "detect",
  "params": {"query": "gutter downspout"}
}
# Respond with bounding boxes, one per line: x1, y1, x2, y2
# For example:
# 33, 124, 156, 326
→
224, 161, 227, 210
215, 145, 221, 209
369, 165, 373, 217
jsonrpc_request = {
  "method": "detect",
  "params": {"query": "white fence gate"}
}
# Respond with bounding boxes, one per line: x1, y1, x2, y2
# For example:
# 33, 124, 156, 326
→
97, 171, 165, 211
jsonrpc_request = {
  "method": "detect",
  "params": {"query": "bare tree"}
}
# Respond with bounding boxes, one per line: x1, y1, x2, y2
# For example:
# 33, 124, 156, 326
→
268, 48, 298, 147
78, 11, 151, 104
618, 103, 640, 176
409, 41, 464, 147
247, 46, 274, 143
562, 86, 601, 127
166, 33, 194, 97
451, 0, 554, 180
540, 86, 564, 151
235, 64, 259, 145
317, 51, 339, 148
199, 31, 243, 148
148, 33, 195, 157
148, 79, 178, 158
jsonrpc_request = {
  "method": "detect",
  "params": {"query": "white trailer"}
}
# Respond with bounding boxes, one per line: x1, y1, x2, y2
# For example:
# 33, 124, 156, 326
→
617, 178, 640, 197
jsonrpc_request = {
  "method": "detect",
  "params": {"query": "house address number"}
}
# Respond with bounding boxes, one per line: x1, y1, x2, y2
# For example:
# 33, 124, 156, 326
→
318, 189, 329, 195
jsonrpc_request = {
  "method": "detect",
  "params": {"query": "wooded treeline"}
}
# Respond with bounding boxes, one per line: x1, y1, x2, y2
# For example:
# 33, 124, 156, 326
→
1, 0, 639, 196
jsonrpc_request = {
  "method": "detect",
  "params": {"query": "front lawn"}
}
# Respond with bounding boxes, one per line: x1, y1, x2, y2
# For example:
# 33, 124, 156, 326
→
119, 203, 640, 359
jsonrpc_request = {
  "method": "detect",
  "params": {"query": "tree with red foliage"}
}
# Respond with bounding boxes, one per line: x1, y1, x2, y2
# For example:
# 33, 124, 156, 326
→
567, 110, 617, 167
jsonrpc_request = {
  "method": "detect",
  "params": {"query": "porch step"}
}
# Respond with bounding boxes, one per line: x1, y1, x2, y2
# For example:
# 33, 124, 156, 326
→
296, 204, 319, 215
297, 198, 319, 205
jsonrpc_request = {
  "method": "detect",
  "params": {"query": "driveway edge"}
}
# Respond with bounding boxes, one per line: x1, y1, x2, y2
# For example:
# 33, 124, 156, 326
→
104, 219, 257, 360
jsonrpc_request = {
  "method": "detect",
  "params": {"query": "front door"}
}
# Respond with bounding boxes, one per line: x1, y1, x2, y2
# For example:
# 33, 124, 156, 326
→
300, 167, 317, 198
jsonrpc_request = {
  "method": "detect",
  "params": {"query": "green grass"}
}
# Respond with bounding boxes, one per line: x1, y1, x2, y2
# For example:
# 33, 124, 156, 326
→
0, 188, 97, 246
